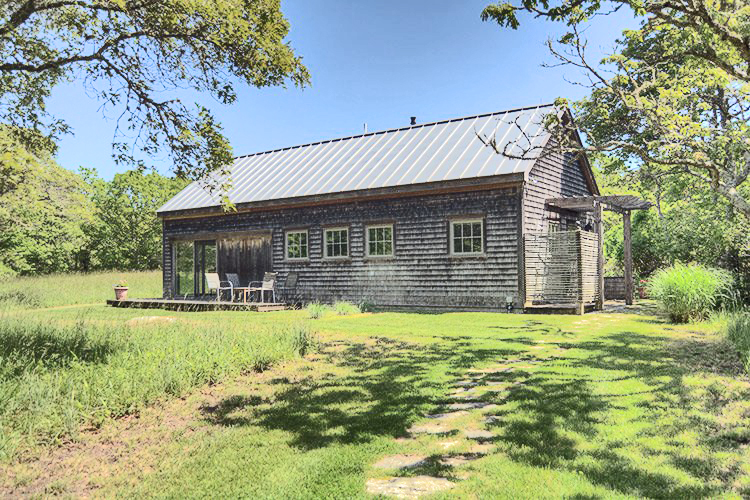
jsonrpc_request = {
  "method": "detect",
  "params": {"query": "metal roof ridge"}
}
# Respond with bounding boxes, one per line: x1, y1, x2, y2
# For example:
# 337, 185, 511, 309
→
232, 103, 557, 161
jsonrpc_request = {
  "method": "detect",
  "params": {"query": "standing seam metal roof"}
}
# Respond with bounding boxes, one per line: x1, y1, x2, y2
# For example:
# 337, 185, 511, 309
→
158, 103, 557, 213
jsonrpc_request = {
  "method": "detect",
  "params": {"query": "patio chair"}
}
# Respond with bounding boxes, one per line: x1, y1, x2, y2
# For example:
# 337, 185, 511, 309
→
281, 272, 298, 304
225, 273, 250, 302
248, 272, 278, 303
205, 272, 233, 302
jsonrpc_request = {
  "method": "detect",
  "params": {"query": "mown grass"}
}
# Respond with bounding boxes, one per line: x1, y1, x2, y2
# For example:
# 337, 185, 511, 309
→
2, 271, 750, 498
104, 311, 750, 499
0, 314, 316, 460
0, 270, 162, 310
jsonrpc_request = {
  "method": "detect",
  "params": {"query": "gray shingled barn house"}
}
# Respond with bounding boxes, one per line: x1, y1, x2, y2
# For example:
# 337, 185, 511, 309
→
156, 103, 637, 313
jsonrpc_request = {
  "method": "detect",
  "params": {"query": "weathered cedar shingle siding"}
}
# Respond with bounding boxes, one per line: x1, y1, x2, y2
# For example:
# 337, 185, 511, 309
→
524, 141, 593, 232
162, 187, 521, 310
162, 220, 172, 297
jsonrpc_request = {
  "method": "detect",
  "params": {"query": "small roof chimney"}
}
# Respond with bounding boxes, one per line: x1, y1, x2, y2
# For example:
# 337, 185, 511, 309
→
410, 116, 417, 126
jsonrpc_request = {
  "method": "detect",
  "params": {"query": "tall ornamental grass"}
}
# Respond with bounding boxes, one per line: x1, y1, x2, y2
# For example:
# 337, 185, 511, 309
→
647, 263, 735, 323
333, 301, 361, 316
0, 316, 317, 461
726, 313, 750, 373
306, 302, 328, 319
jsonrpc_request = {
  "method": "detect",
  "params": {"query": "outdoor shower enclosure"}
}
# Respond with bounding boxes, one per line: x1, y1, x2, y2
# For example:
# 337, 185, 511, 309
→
524, 230, 600, 310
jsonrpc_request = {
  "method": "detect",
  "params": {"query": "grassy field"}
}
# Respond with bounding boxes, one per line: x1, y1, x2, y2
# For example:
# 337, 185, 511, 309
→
1, 272, 749, 498
0, 270, 163, 309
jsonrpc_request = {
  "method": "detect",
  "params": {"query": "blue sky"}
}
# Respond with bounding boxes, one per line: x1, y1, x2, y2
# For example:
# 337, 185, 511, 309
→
48, 0, 635, 178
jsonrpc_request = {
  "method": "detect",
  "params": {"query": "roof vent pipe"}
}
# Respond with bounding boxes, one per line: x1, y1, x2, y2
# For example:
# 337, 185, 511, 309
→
410, 116, 416, 126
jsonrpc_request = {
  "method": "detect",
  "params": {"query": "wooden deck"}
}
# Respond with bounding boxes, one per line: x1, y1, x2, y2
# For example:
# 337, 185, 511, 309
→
107, 298, 289, 312
523, 303, 598, 315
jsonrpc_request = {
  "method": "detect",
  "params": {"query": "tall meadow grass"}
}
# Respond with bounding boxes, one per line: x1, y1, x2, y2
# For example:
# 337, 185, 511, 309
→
0, 315, 316, 460
0, 271, 162, 310
726, 312, 750, 373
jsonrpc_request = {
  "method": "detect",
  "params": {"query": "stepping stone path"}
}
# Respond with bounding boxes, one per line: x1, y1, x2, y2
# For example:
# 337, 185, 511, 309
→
438, 440, 460, 450
450, 392, 480, 400
465, 429, 494, 440
439, 453, 483, 467
125, 316, 176, 326
369, 363, 534, 496
366, 476, 455, 498
408, 423, 454, 435
373, 455, 428, 470
448, 402, 492, 410
425, 411, 467, 421
469, 443, 495, 455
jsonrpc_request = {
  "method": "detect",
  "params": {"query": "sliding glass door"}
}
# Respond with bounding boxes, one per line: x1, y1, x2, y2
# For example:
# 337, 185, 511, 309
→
174, 241, 195, 296
173, 240, 216, 296
194, 240, 217, 295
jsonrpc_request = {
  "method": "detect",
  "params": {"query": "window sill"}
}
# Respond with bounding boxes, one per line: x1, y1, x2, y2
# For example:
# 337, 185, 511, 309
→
364, 255, 395, 262
450, 253, 487, 259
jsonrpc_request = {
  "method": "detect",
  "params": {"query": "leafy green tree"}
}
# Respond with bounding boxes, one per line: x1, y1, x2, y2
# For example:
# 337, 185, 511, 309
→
0, 0, 309, 183
481, 0, 750, 220
595, 154, 750, 297
83, 169, 187, 270
0, 128, 94, 275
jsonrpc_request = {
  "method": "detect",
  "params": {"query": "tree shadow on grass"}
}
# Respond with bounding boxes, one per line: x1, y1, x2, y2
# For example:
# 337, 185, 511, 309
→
203, 326, 748, 497
204, 336, 517, 450
486, 329, 747, 498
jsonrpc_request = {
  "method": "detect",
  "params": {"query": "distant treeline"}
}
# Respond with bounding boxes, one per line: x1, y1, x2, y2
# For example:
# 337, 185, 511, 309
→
0, 128, 188, 278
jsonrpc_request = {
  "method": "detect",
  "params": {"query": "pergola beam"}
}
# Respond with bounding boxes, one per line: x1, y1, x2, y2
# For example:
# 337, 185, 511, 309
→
546, 195, 652, 213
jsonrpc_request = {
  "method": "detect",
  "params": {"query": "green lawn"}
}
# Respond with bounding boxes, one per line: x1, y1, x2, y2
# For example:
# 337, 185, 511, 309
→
1, 273, 749, 498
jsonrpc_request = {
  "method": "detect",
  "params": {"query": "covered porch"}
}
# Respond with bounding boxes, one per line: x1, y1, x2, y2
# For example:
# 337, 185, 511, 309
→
524, 195, 651, 314
168, 230, 274, 302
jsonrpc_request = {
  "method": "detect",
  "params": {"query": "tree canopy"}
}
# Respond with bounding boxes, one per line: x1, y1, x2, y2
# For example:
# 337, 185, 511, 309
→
482, 0, 750, 220
82, 168, 187, 271
0, 128, 94, 276
0, 0, 309, 181
0, 125, 189, 277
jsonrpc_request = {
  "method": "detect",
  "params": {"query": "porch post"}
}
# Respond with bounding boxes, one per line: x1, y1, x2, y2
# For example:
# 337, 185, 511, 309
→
623, 210, 633, 305
596, 201, 605, 310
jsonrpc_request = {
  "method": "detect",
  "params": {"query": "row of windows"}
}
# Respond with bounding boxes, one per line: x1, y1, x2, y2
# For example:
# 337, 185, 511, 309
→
284, 220, 484, 261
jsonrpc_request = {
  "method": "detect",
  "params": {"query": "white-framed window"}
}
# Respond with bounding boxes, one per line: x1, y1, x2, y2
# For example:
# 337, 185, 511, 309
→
285, 230, 308, 260
366, 224, 394, 257
450, 219, 484, 255
548, 220, 561, 233
324, 227, 349, 258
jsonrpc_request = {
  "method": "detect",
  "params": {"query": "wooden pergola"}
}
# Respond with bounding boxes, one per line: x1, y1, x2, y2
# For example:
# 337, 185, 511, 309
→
546, 195, 652, 307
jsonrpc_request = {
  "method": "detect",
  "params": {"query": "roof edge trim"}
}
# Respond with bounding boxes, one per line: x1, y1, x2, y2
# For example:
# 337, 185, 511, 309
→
158, 172, 525, 219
